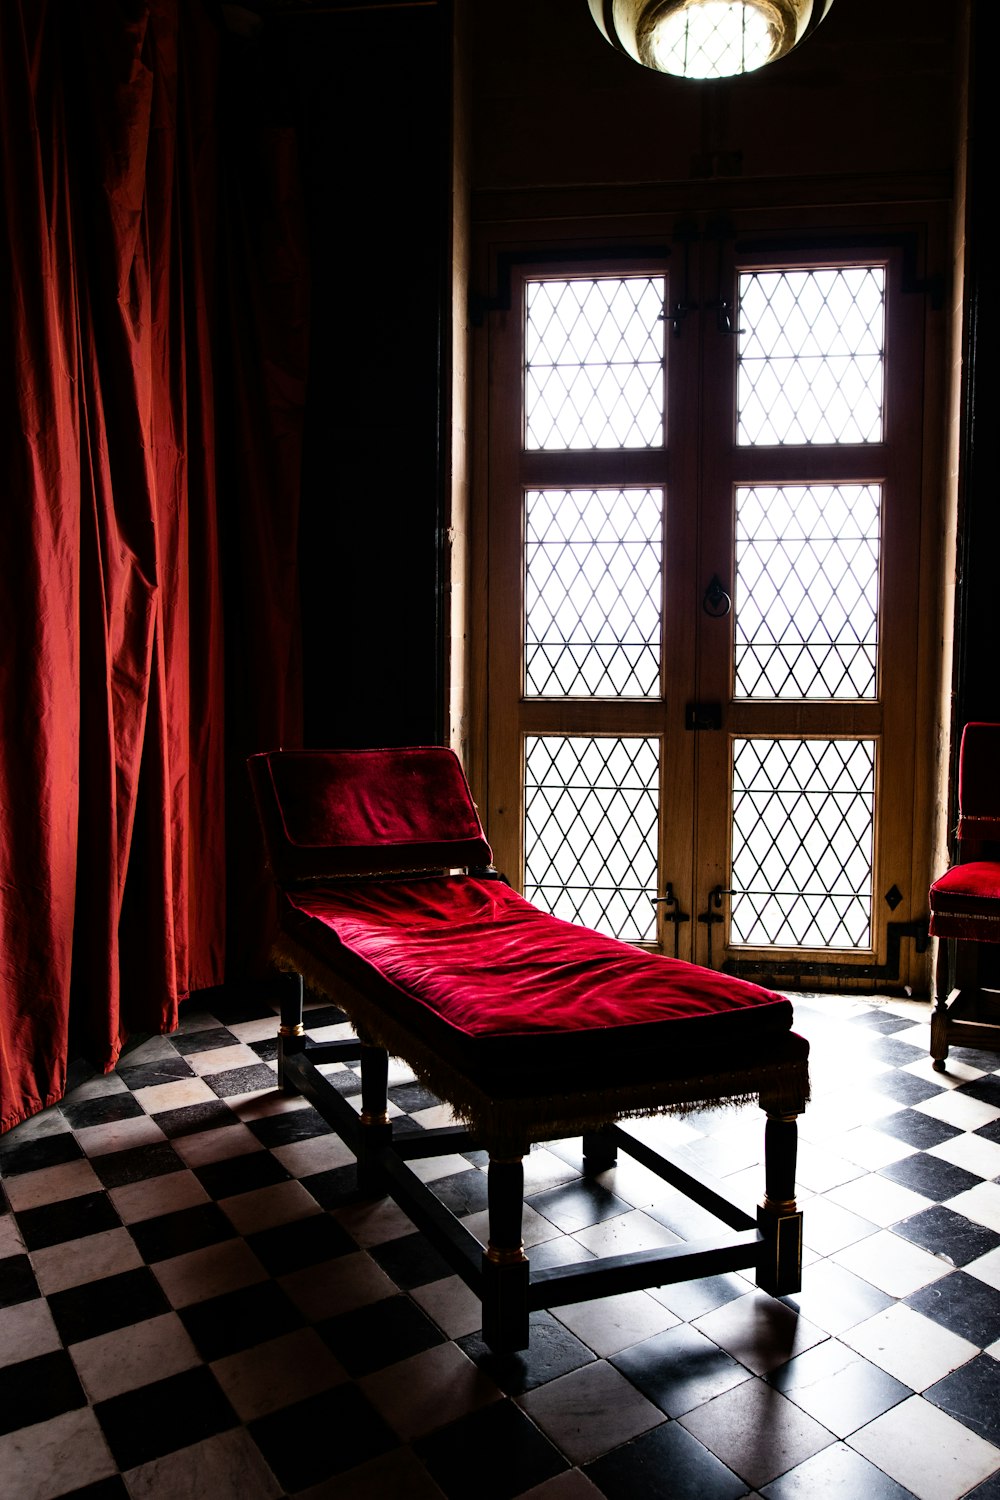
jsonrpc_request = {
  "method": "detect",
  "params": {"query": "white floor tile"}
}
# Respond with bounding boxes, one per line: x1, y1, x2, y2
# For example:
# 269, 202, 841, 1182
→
848, 1393, 1000, 1500
831, 1227, 954, 1298
965, 1244, 1000, 1292
553, 1290, 678, 1358
518, 1359, 664, 1467
943, 1181, 1000, 1233
914, 1091, 1000, 1131
928, 1130, 1000, 1179
824, 1171, 930, 1227
840, 1302, 978, 1390
360, 1341, 501, 1440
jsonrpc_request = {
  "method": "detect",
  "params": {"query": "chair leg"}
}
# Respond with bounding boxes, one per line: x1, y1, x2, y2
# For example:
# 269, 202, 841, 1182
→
756, 1110, 802, 1297
930, 937, 955, 1071
277, 972, 306, 1093
481, 1155, 530, 1353
356, 1041, 393, 1196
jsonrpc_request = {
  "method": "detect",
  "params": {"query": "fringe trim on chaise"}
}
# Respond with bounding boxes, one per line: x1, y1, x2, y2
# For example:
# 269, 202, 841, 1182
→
272, 938, 811, 1152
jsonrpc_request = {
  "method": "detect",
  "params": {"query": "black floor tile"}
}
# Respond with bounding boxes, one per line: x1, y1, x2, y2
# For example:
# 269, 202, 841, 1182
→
0, 1349, 86, 1435
47, 1266, 170, 1345
369, 1230, 455, 1289
302, 1163, 362, 1210
150, 1099, 238, 1138
170, 1026, 240, 1055
964, 1470, 1000, 1500
959, 1075, 1000, 1108
388, 1082, 442, 1114
584, 1418, 744, 1500
526, 1179, 631, 1233
193, 1149, 290, 1200
848, 1013, 918, 1036
318, 1293, 445, 1375
976, 1118, 1000, 1145
128, 1201, 238, 1263
316, 1068, 362, 1098
429, 1167, 491, 1217
0, 1253, 40, 1308
458, 1310, 596, 1395
60, 1092, 145, 1130
301, 1004, 350, 1031
179, 1278, 304, 1360
893, 1203, 1000, 1265
949, 1046, 1000, 1071
0, 1129, 82, 1176
249, 1036, 279, 1061
924, 1353, 1000, 1445
15, 1191, 122, 1251
413, 1398, 567, 1499
654, 1275, 751, 1333
245, 1105, 335, 1148
95, 1365, 238, 1471
205, 993, 279, 1026
249, 1385, 398, 1493
870, 1071, 951, 1107
905, 1270, 1000, 1346
611, 1324, 751, 1417
245, 1212, 357, 1275
116, 1057, 196, 1089
876, 1108, 963, 1150
203, 1063, 280, 1098
60, 1479, 131, 1500
868, 1036, 927, 1066
90, 1141, 185, 1189
878, 1151, 982, 1202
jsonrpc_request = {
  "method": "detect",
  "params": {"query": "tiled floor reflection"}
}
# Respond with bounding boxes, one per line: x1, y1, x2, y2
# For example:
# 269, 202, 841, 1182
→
2, 993, 1000, 1499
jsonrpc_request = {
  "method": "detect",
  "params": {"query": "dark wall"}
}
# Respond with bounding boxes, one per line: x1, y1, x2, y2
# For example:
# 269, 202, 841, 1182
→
954, 0, 1000, 735
286, 3, 451, 749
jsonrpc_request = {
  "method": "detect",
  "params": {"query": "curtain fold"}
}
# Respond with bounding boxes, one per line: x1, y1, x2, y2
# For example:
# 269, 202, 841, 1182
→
1, 0, 306, 1133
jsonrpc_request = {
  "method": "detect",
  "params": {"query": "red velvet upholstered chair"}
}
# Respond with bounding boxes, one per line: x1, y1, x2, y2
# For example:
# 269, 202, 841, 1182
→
929, 722, 1000, 1069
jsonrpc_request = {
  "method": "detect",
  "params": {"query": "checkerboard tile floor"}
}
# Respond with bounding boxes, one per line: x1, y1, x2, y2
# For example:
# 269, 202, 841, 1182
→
3, 992, 1000, 1500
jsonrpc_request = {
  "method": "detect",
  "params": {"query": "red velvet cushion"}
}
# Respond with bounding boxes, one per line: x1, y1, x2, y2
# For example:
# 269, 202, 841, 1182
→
928, 860, 1000, 942
957, 723, 1000, 842
284, 876, 793, 1047
249, 748, 493, 882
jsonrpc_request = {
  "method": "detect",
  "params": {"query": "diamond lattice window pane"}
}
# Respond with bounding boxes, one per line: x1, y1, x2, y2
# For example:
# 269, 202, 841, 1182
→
730, 738, 875, 949
737, 267, 885, 445
525, 278, 665, 451
650, 2, 776, 78
734, 485, 881, 700
524, 736, 659, 941
525, 488, 663, 698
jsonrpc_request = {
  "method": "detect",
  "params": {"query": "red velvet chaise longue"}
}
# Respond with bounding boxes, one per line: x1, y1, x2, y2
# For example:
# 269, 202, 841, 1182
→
249, 746, 810, 1353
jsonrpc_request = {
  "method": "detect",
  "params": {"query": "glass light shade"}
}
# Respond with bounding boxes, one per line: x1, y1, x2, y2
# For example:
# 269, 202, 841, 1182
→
588, 0, 836, 79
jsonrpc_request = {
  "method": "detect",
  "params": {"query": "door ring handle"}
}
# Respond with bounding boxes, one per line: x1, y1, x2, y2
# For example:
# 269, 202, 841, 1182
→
703, 575, 732, 617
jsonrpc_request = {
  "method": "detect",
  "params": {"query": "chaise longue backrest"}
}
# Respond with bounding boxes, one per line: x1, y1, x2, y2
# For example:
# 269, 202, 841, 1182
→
248, 746, 493, 884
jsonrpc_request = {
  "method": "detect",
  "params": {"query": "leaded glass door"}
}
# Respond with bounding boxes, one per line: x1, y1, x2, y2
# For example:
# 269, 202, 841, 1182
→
481, 233, 930, 988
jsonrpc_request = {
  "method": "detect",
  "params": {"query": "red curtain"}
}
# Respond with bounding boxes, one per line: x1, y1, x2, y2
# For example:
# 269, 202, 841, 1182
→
0, 0, 305, 1132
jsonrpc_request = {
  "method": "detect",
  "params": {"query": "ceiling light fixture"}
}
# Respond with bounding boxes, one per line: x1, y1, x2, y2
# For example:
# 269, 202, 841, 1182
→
588, 0, 836, 80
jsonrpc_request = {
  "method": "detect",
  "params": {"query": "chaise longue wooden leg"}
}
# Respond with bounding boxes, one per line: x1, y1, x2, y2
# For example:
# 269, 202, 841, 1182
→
582, 1127, 618, 1173
356, 1040, 393, 1196
481, 1155, 530, 1353
756, 1108, 803, 1297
